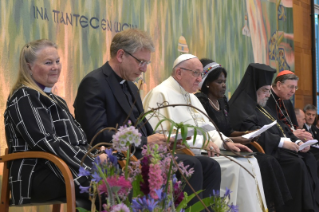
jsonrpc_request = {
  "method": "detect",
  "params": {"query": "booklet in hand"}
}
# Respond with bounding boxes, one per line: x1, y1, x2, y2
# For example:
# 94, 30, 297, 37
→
299, 139, 318, 151
242, 120, 277, 139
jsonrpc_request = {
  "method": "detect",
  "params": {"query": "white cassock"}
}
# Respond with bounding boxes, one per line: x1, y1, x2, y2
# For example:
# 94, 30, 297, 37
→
143, 76, 267, 212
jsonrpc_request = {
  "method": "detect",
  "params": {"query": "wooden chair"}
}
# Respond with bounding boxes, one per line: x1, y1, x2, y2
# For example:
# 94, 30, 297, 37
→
250, 141, 265, 154
118, 151, 139, 168
0, 148, 76, 212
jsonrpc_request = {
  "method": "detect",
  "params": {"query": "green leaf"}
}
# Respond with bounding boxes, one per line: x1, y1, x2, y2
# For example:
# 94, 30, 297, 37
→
110, 186, 121, 193
185, 196, 218, 212
132, 174, 144, 197
76, 207, 91, 212
195, 127, 207, 149
136, 110, 155, 126
154, 117, 176, 132
175, 190, 203, 212
193, 128, 197, 145
181, 125, 188, 141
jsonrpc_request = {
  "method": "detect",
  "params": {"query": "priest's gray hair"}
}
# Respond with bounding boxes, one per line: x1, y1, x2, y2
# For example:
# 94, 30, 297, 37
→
110, 28, 155, 57
272, 74, 299, 87
294, 108, 302, 116
303, 104, 317, 112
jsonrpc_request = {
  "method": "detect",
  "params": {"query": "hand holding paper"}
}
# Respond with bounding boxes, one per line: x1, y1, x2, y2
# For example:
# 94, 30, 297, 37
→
299, 140, 318, 151
242, 121, 277, 139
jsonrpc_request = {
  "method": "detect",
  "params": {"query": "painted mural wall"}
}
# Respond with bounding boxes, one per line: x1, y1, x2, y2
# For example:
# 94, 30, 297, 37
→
0, 0, 293, 211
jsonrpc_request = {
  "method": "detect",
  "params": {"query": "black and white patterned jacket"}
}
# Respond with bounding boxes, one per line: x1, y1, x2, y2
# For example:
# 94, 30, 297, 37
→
4, 86, 95, 205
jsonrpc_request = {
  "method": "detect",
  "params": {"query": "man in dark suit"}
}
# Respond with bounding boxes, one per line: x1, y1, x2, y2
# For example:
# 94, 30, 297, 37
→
303, 104, 319, 171
73, 29, 221, 206
303, 104, 319, 140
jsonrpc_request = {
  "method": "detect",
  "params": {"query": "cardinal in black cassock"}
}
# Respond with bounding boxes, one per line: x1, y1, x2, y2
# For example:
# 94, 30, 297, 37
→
229, 63, 319, 212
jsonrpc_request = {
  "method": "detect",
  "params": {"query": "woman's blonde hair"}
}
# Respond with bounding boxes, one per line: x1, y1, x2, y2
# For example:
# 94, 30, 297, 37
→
10, 39, 58, 98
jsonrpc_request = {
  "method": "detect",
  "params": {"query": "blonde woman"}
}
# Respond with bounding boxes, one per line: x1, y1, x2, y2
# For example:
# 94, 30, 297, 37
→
4, 39, 106, 206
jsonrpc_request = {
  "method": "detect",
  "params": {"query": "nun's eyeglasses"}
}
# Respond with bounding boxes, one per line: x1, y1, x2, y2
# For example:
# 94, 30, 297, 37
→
124, 50, 151, 67
180, 67, 202, 78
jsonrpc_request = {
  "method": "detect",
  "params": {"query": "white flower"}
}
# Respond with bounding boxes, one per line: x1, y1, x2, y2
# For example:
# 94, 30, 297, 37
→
112, 125, 142, 151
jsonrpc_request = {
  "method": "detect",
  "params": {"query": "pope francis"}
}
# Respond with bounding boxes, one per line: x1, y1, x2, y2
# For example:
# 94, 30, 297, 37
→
143, 54, 267, 212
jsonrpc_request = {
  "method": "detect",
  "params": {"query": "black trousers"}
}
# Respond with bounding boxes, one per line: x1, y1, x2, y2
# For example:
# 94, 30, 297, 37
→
176, 154, 221, 207
30, 164, 92, 210
310, 147, 319, 177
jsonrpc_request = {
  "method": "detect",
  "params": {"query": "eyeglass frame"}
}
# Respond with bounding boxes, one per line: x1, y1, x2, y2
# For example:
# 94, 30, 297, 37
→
280, 81, 299, 91
123, 50, 151, 67
180, 67, 202, 78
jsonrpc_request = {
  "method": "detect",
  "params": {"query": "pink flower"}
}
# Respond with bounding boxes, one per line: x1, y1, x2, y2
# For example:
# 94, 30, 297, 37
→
148, 163, 163, 199
160, 155, 178, 184
178, 162, 194, 178
99, 176, 132, 199
110, 203, 130, 212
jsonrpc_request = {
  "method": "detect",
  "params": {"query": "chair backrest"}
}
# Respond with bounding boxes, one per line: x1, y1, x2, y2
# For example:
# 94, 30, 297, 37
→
0, 148, 76, 212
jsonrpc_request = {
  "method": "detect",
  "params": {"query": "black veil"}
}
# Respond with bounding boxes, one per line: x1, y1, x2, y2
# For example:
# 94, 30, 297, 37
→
228, 63, 276, 130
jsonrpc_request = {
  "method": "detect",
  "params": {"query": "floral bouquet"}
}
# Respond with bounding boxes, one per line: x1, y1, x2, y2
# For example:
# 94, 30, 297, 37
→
78, 119, 238, 212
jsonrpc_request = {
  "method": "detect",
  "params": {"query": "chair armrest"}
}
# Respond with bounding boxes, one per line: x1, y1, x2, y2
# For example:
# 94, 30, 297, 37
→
180, 148, 195, 156
250, 141, 265, 154
0, 149, 76, 212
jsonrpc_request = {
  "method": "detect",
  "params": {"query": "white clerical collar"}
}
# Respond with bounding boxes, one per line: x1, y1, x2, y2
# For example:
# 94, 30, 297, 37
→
120, 80, 126, 84
43, 87, 52, 93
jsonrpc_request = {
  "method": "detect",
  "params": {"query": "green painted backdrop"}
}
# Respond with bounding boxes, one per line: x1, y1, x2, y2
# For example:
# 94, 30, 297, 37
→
0, 0, 293, 211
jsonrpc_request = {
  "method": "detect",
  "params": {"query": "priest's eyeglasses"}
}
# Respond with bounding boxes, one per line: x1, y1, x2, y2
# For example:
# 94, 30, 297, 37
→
180, 67, 202, 78
124, 50, 151, 67
282, 82, 298, 91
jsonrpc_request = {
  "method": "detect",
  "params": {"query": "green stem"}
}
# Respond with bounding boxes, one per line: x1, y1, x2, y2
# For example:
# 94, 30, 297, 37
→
125, 146, 130, 180
97, 165, 114, 206
163, 128, 179, 208
170, 180, 176, 212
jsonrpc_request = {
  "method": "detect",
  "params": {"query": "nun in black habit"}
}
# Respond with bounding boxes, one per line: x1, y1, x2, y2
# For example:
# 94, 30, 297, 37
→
229, 63, 319, 212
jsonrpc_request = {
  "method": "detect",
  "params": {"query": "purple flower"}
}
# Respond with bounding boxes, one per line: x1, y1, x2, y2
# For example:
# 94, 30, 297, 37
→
79, 185, 90, 193
145, 197, 158, 211
131, 195, 159, 212
92, 171, 102, 182
224, 187, 232, 199
212, 189, 220, 197
172, 174, 177, 184
78, 166, 90, 177
105, 148, 118, 166
140, 155, 151, 194
92, 156, 101, 171
228, 203, 239, 212
154, 188, 163, 201
131, 199, 144, 212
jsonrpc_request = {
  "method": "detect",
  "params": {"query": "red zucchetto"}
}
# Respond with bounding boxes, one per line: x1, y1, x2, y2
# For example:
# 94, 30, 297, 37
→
276, 70, 295, 78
